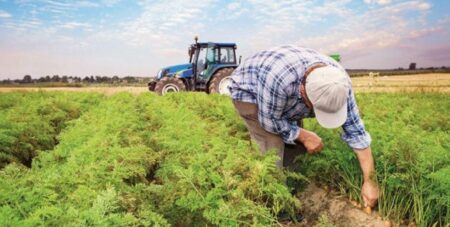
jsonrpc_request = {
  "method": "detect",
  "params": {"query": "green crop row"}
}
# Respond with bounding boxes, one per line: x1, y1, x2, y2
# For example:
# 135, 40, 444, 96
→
136, 93, 299, 225
0, 91, 448, 226
0, 93, 168, 226
0, 93, 299, 226
0, 92, 103, 168
300, 93, 449, 226
167, 93, 449, 226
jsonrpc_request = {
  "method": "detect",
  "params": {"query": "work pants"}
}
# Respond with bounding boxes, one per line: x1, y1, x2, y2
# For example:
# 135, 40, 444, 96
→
232, 100, 306, 169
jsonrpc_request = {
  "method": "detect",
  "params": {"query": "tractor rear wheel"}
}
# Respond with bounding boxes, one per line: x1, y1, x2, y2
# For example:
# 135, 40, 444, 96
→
154, 77, 186, 95
209, 68, 234, 96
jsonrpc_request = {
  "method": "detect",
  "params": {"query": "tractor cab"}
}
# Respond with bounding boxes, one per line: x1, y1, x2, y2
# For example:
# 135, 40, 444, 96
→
187, 40, 237, 91
149, 37, 239, 95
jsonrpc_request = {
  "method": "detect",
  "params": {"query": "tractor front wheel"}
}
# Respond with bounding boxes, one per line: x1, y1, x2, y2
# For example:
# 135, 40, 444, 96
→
209, 68, 234, 96
154, 77, 186, 95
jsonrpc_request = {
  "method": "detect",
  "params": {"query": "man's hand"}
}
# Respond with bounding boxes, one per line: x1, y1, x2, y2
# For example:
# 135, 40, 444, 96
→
362, 180, 379, 207
297, 129, 323, 154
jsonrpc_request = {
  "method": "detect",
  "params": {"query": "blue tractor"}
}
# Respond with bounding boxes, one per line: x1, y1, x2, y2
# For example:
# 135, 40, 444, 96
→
148, 37, 239, 95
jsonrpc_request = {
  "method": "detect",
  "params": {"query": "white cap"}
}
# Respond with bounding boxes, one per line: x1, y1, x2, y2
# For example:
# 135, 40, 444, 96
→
305, 65, 350, 128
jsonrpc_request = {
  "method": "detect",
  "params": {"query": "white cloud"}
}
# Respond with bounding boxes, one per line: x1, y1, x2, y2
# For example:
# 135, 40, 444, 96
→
101, 0, 121, 7
0, 10, 12, 18
60, 22, 91, 29
119, 0, 212, 47
294, 0, 436, 68
235, 0, 352, 51
0, 0, 446, 78
364, 0, 392, 5
227, 2, 241, 10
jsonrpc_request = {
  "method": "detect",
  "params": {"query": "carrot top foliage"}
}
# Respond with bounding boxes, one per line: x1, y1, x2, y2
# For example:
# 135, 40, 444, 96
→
0, 91, 448, 226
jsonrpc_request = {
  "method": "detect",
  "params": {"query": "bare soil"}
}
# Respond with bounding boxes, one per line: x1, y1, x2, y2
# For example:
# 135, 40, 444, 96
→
1, 73, 449, 94
289, 183, 386, 227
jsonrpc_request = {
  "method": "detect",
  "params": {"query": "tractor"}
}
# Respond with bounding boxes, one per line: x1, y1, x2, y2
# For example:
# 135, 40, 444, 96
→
148, 37, 239, 95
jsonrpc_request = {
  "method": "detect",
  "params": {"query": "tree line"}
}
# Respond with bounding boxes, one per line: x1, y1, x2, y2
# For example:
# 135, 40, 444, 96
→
0, 75, 149, 84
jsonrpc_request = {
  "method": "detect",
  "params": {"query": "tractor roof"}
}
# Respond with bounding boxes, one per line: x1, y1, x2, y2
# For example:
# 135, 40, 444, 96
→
194, 42, 237, 48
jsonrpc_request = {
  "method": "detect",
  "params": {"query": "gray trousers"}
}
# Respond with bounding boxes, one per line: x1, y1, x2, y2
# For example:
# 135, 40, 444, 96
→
233, 100, 306, 169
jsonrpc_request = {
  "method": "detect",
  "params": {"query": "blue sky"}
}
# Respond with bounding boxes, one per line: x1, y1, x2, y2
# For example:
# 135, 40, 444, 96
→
0, 0, 449, 79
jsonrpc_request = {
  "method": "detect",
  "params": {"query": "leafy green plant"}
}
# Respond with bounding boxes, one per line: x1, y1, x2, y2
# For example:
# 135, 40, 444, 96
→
0, 92, 103, 168
0, 91, 448, 226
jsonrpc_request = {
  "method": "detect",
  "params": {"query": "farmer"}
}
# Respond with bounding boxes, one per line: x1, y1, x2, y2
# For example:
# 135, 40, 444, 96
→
229, 45, 379, 208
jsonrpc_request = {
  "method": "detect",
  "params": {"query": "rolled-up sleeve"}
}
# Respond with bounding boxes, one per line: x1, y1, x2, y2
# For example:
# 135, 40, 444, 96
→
256, 68, 300, 145
341, 90, 372, 149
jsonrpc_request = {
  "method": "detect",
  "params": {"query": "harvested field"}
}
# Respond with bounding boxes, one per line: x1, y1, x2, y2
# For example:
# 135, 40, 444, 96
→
1, 73, 449, 94
0, 86, 149, 95
352, 73, 450, 93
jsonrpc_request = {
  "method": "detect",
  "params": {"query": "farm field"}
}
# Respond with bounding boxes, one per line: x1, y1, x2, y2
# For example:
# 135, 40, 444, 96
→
351, 73, 450, 93
1, 73, 449, 94
0, 91, 448, 226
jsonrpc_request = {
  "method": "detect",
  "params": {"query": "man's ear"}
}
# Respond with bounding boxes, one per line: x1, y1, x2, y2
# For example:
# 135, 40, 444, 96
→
299, 84, 306, 98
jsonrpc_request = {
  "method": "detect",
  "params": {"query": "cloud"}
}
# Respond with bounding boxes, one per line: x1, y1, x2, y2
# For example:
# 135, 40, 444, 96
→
234, 0, 353, 51
101, 0, 121, 7
364, 0, 392, 5
0, 10, 12, 18
0, 0, 447, 78
60, 22, 91, 29
118, 0, 212, 47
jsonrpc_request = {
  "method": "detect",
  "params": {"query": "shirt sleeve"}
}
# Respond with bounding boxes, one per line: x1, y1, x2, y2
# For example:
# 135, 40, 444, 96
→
256, 67, 300, 145
341, 90, 372, 150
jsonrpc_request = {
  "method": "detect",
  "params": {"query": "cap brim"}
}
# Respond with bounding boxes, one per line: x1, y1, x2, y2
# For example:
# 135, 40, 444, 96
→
314, 102, 347, 129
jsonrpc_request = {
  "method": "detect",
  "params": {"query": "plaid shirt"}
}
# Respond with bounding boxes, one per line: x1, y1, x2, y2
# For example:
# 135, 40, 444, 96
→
229, 45, 371, 149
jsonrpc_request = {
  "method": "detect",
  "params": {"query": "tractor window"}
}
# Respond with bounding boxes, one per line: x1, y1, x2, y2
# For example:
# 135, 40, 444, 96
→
220, 47, 236, 64
197, 47, 208, 73
206, 46, 219, 64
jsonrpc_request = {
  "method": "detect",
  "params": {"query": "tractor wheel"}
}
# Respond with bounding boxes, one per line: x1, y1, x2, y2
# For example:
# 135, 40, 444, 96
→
154, 77, 186, 95
148, 79, 157, 91
209, 68, 234, 96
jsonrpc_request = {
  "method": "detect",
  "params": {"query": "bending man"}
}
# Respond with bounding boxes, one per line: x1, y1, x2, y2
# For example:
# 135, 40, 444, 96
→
229, 45, 379, 207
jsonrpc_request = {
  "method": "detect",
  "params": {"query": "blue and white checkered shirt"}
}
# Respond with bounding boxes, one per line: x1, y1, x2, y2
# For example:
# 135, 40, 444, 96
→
229, 45, 371, 149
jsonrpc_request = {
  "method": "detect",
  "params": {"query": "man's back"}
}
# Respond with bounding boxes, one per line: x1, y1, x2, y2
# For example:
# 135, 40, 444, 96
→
229, 45, 344, 104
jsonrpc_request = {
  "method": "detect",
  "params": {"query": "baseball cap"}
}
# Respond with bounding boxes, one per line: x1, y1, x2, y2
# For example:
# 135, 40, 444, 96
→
305, 65, 350, 128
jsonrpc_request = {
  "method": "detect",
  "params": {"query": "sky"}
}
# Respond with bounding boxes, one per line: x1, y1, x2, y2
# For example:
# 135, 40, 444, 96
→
0, 0, 449, 79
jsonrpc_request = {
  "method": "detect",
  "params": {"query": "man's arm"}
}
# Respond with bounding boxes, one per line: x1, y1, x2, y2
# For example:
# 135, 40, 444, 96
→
341, 90, 379, 207
354, 146, 379, 207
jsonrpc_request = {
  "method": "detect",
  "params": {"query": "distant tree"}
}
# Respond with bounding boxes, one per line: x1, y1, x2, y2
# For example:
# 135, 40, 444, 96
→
74, 77, 81, 82
83, 76, 90, 83
61, 75, 68, 83
51, 75, 60, 82
112, 75, 119, 83
23, 75, 32, 83
123, 76, 137, 83
89, 76, 95, 83
38, 77, 46, 83
102, 76, 109, 83
1, 79, 12, 84
409, 63, 416, 70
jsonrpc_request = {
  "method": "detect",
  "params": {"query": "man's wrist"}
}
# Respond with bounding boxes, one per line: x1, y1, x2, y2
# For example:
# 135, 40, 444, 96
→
297, 128, 307, 143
